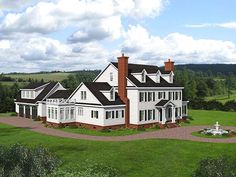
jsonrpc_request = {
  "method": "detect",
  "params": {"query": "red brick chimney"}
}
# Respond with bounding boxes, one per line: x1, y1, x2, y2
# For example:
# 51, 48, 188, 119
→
164, 59, 174, 72
117, 53, 130, 127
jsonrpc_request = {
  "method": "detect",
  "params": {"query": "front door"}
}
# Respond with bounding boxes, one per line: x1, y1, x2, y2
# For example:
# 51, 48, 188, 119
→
166, 106, 172, 121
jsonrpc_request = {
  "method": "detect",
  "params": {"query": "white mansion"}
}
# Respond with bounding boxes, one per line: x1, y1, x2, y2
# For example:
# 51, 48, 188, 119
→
15, 54, 188, 129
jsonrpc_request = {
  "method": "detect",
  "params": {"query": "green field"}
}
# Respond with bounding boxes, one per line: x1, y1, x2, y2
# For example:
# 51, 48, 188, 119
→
206, 90, 236, 103
0, 109, 236, 177
0, 81, 28, 86
185, 109, 236, 126
5, 72, 71, 82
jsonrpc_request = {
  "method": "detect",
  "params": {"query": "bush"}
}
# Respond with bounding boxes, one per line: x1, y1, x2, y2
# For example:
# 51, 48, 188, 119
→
51, 161, 120, 177
192, 156, 236, 177
0, 143, 60, 177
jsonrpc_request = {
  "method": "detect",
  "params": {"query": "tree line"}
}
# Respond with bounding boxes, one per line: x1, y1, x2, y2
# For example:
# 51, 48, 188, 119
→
1, 67, 236, 113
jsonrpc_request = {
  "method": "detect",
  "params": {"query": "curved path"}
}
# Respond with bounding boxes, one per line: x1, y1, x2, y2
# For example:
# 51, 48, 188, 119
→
0, 117, 236, 143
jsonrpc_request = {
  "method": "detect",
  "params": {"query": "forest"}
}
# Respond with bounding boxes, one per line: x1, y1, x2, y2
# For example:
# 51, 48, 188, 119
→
0, 65, 236, 113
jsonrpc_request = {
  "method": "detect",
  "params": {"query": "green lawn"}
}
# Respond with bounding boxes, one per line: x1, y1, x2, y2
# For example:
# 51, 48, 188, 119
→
5, 72, 72, 82
0, 112, 16, 117
0, 123, 236, 177
205, 90, 236, 103
59, 126, 158, 136
186, 109, 236, 126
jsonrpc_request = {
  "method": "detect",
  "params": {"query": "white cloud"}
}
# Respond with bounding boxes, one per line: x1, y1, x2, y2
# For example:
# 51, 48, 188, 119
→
185, 22, 236, 29
121, 25, 236, 65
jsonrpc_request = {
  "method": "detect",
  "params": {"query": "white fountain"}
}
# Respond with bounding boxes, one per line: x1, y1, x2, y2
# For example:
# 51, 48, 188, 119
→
203, 122, 228, 136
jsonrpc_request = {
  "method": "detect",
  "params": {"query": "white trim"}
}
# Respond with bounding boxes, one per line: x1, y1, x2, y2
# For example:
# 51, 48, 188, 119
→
20, 82, 50, 91
67, 82, 83, 101
93, 63, 118, 82
127, 87, 184, 90
75, 103, 125, 108
15, 102, 37, 106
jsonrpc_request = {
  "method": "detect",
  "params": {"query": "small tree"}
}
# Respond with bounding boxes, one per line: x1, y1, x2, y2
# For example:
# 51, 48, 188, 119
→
0, 143, 60, 177
192, 156, 236, 177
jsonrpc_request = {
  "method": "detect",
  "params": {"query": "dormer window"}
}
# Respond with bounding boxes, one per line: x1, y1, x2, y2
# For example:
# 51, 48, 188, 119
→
170, 72, 174, 83
110, 87, 115, 101
156, 70, 161, 83
141, 70, 146, 83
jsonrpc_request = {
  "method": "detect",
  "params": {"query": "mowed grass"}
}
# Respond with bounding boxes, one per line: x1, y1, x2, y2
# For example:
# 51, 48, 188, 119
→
205, 89, 236, 103
5, 72, 72, 82
0, 123, 236, 177
185, 109, 236, 126
0, 112, 16, 117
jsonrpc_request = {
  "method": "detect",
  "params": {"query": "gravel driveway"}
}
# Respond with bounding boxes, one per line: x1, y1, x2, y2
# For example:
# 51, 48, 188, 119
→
0, 117, 236, 143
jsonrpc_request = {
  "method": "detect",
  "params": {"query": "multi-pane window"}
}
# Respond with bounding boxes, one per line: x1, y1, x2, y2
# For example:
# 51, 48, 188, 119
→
139, 92, 144, 102
148, 110, 152, 120
148, 92, 152, 101
51, 108, 54, 119
106, 110, 124, 119
169, 92, 172, 100
91, 110, 98, 119
81, 91, 86, 100
139, 110, 145, 121
55, 108, 57, 120
78, 108, 83, 116
110, 88, 114, 100
48, 107, 51, 119
110, 72, 113, 81
141, 71, 145, 82
65, 107, 69, 119
60, 108, 64, 120
70, 107, 75, 119
106, 111, 112, 119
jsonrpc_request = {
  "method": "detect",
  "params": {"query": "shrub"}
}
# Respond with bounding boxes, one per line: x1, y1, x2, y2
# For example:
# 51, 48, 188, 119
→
51, 161, 120, 177
0, 143, 60, 177
67, 124, 78, 129
192, 156, 236, 177
137, 127, 146, 131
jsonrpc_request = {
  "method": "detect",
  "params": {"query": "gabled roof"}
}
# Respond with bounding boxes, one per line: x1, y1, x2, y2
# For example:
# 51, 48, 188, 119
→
16, 82, 58, 104
127, 75, 182, 88
111, 62, 181, 88
111, 62, 171, 74
48, 90, 74, 99
83, 82, 125, 106
22, 82, 49, 90
155, 99, 175, 107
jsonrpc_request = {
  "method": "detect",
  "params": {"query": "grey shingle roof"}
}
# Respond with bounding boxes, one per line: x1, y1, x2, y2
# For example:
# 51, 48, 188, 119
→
16, 82, 58, 104
83, 82, 125, 106
48, 90, 74, 99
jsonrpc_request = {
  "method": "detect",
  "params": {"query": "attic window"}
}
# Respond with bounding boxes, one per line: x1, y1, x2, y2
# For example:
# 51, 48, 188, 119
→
141, 70, 145, 82
110, 72, 113, 81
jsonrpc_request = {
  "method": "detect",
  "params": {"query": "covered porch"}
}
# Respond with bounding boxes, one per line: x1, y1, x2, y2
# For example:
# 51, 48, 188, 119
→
155, 100, 177, 124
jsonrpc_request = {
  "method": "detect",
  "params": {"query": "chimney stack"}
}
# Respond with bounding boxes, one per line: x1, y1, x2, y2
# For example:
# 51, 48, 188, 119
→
117, 53, 130, 127
164, 59, 174, 72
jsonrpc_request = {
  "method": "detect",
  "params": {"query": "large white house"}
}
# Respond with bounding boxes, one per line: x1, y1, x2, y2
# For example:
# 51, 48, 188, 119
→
15, 54, 188, 129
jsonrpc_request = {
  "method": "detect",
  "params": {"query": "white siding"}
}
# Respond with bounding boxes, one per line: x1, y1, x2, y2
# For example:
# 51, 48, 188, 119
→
127, 89, 139, 124
70, 84, 100, 104
95, 64, 118, 86
15, 103, 19, 113
38, 102, 46, 117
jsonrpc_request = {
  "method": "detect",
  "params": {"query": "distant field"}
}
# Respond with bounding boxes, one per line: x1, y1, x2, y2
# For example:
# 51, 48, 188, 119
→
5, 72, 72, 82
205, 90, 236, 103
0, 81, 28, 86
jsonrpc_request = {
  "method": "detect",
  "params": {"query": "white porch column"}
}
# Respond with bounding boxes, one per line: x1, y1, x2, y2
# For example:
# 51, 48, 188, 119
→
186, 105, 188, 116
161, 108, 166, 124
30, 106, 32, 119
23, 105, 25, 117
172, 106, 175, 123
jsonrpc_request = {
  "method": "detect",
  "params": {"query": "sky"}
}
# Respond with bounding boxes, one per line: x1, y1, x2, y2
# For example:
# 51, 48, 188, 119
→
0, 0, 236, 73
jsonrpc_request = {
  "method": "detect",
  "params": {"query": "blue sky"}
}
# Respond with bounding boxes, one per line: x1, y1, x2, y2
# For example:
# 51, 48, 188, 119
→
0, 0, 235, 73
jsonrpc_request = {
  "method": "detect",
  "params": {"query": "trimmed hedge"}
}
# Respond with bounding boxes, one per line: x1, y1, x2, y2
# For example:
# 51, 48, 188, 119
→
189, 99, 236, 111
